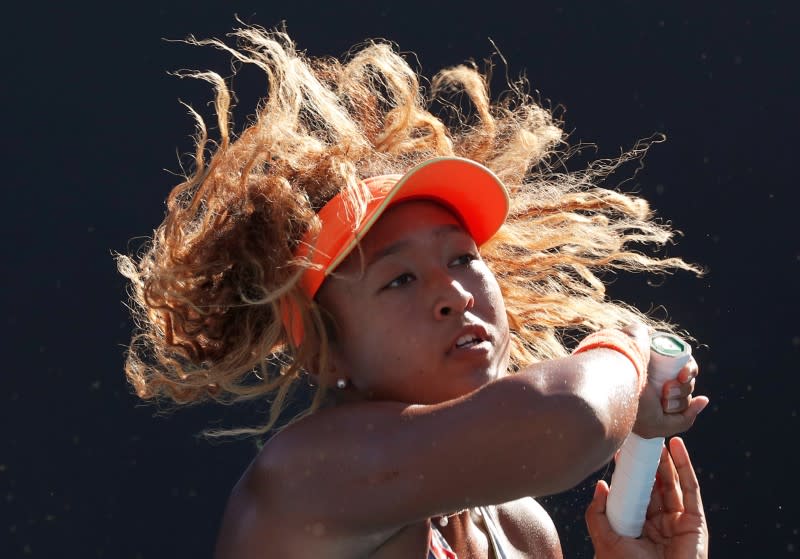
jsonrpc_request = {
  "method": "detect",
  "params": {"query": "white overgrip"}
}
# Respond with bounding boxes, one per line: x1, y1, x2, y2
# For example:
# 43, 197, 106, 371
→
605, 333, 691, 537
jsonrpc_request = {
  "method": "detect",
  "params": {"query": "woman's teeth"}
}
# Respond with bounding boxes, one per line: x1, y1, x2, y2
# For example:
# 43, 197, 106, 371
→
456, 335, 479, 348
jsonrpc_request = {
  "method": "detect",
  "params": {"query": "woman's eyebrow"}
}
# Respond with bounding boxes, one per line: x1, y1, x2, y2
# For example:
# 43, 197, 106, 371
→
365, 224, 465, 270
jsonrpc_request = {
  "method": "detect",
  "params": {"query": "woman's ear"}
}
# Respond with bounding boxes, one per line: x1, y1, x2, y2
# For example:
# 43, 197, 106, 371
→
324, 340, 351, 389
306, 350, 349, 389
305, 328, 349, 390
309, 287, 352, 389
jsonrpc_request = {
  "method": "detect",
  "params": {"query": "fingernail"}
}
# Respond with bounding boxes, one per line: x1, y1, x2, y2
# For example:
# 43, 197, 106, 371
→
668, 387, 681, 397
667, 400, 680, 411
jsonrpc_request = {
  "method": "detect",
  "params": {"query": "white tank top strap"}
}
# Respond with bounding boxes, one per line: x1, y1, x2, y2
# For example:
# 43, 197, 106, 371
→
477, 506, 509, 559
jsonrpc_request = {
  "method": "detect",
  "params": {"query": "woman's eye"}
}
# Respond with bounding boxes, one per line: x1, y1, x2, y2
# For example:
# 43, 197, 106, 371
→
450, 253, 477, 267
384, 273, 415, 289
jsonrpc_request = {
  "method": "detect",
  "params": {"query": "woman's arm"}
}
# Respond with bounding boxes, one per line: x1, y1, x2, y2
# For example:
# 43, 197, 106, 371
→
217, 326, 700, 552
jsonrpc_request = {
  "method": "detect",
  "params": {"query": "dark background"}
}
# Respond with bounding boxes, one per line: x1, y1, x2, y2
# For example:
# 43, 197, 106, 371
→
4, 1, 798, 557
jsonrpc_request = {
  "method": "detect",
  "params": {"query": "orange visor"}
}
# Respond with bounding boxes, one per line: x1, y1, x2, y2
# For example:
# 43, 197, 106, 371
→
281, 156, 509, 345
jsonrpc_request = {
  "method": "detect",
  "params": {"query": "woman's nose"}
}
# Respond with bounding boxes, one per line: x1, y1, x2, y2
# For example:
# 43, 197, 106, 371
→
433, 278, 475, 320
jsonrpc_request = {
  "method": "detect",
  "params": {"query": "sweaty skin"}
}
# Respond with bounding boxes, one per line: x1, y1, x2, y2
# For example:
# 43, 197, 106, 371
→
213, 202, 700, 559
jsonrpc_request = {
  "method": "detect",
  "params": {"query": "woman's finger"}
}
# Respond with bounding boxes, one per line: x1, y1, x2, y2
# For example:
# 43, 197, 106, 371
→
658, 440, 683, 512
659, 395, 709, 434
677, 357, 699, 384
669, 437, 704, 514
663, 377, 695, 400
662, 377, 696, 413
585, 480, 617, 545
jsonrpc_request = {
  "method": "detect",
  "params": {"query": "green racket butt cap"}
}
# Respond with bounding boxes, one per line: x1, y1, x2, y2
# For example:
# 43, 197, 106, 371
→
650, 333, 687, 357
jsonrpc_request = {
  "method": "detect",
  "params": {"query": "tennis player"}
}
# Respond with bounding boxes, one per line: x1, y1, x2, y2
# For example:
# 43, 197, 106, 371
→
118, 26, 709, 558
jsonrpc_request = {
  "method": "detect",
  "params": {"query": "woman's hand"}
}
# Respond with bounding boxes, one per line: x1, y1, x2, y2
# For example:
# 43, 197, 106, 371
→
634, 356, 709, 439
585, 437, 710, 559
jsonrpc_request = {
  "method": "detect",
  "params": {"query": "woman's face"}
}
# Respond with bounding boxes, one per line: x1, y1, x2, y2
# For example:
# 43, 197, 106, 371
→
316, 200, 510, 404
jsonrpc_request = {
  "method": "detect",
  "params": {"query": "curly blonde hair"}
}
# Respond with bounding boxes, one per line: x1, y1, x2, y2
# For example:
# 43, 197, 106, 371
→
118, 25, 700, 437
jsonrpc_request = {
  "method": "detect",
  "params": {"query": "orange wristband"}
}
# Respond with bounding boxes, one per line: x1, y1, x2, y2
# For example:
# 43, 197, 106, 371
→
573, 329, 648, 393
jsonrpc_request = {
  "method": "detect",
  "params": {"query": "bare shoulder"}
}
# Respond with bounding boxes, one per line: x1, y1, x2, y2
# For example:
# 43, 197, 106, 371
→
212, 442, 320, 558
495, 497, 563, 559
214, 405, 403, 559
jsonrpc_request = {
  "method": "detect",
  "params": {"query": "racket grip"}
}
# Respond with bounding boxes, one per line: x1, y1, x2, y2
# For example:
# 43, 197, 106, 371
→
605, 332, 692, 537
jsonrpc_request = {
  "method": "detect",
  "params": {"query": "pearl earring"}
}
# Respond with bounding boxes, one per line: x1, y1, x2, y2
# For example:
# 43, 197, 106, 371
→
336, 378, 347, 389
438, 515, 449, 527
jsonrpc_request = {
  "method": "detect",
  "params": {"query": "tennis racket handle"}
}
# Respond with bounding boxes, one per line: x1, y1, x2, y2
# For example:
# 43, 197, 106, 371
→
606, 433, 665, 536
606, 332, 692, 537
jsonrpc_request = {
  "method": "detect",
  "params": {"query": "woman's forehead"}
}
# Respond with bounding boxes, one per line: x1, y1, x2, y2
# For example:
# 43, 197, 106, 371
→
351, 201, 468, 258
319, 201, 470, 287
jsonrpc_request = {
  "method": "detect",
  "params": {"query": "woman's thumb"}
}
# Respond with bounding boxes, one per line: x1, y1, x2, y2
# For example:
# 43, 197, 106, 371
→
585, 480, 612, 536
